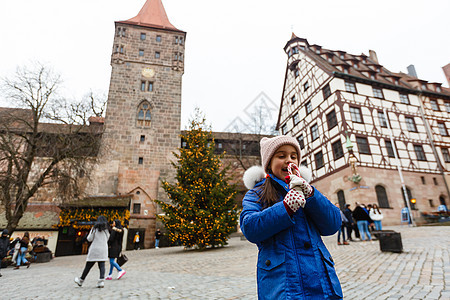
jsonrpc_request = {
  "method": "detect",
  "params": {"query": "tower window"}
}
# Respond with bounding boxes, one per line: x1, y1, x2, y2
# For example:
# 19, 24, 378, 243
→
156, 35, 161, 42
141, 81, 146, 91
140, 135, 145, 142
137, 101, 152, 127
139, 49, 144, 57
114, 45, 119, 53
140, 33, 146, 40
175, 36, 178, 44
148, 82, 153, 92
174, 53, 178, 60
120, 46, 124, 54
155, 52, 160, 59
179, 37, 184, 45
138, 157, 144, 164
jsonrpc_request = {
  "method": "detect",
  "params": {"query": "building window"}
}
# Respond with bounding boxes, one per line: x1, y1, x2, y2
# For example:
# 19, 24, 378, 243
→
326, 110, 337, 130
292, 47, 299, 54
438, 122, 448, 136
378, 111, 388, 128
311, 124, 319, 141
421, 176, 426, 184
337, 190, 346, 209
373, 87, 384, 98
139, 49, 144, 56
137, 102, 152, 127
356, 136, 370, 154
156, 35, 161, 42
218, 143, 222, 149
138, 157, 144, 164
298, 135, 304, 150
414, 145, 426, 161
323, 84, 331, 99
345, 81, 357, 93
399, 93, 410, 104
293, 113, 300, 126
430, 99, 439, 111
155, 52, 160, 59
350, 106, 363, 123
301, 159, 307, 167
174, 53, 178, 60
375, 185, 390, 208
315, 151, 324, 169
140, 81, 146, 91
294, 69, 299, 78
133, 203, 141, 214
385, 140, 395, 157
304, 81, 310, 92
120, 46, 124, 53
148, 82, 153, 92
306, 101, 312, 115
140, 33, 146, 40
433, 177, 438, 185
405, 117, 417, 132
291, 95, 296, 104
442, 148, 450, 163
281, 124, 288, 135
429, 199, 434, 207
445, 102, 450, 113
140, 135, 145, 142
332, 140, 344, 160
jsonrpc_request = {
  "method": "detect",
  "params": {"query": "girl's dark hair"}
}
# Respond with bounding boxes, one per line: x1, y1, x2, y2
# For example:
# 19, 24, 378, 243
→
114, 219, 123, 229
373, 204, 381, 214
94, 215, 109, 232
258, 176, 283, 209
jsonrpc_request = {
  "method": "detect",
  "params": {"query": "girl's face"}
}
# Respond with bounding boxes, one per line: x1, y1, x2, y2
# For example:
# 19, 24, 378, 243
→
269, 144, 299, 180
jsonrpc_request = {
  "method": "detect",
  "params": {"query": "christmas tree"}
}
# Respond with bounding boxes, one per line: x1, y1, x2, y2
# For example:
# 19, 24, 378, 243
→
155, 110, 238, 250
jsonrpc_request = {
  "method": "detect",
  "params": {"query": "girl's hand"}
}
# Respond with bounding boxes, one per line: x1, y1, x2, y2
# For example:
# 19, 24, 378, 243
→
284, 189, 306, 212
287, 175, 313, 198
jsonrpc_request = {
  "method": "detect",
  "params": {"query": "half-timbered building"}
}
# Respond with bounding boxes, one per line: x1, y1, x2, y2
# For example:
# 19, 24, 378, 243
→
277, 34, 450, 225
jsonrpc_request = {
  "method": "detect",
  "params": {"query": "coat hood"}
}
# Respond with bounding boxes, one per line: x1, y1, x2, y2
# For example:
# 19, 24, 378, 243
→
1, 229, 8, 236
243, 165, 313, 190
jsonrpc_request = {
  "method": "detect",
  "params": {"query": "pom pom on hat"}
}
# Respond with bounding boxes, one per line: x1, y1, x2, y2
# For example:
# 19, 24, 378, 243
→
260, 135, 302, 172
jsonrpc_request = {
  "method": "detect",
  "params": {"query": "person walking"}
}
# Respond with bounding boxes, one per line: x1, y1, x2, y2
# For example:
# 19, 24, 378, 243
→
133, 232, 140, 250
369, 204, 384, 231
343, 204, 355, 241
352, 203, 373, 241
155, 229, 161, 249
14, 231, 31, 269
74, 216, 110, 288
240, 135, 343, 299
0, 229, 10, 277
106, 219, 126, 280
335, 203, 349, 245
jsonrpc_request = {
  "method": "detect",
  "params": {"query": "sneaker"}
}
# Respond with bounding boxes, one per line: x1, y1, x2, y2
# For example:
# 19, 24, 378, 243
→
74, 277, 84, 287
117, 270, 126, 280
337, 242, 342, 245
97, 279, 104, 288
105, 275, 112, 280
343, 241, 349, 245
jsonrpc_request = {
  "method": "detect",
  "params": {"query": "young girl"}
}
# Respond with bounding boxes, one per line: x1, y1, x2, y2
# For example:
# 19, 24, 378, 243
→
74, 216, 110, 288
369, 203, 383, 231
240, 136, 343, 299
106, 219, 126, 280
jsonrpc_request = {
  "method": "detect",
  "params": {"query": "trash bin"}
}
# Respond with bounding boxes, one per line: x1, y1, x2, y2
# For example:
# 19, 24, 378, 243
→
378, 231, 403, 253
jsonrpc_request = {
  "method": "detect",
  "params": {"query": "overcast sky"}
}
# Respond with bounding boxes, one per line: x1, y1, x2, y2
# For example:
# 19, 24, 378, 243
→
1, 0, 449, 131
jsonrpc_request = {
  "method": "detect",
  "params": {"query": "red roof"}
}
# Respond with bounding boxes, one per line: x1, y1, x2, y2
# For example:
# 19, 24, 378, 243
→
118, 0, 183, 32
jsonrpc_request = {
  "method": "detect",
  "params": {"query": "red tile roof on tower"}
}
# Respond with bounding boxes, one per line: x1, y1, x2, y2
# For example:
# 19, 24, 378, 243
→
118, 0, 183, 32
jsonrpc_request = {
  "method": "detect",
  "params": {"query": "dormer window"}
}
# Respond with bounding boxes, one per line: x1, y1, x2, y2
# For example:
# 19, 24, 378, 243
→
299, 45, 305, 50
436, 86, 442, 92
395, 79, 399, 85
421, 83, 427, 90
340, 54, 344, 59
292, 47, 299, 54
362, 58, 367, 64
343, 67, 349, 74
353, 63, 358, 68
316, 49, 321, 54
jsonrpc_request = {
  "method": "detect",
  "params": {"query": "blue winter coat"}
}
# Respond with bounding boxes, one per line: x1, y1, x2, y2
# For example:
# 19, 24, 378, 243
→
240, 175, 343, 299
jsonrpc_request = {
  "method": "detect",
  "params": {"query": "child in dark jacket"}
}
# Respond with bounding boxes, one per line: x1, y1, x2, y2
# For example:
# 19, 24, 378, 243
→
240, 135, 343, 299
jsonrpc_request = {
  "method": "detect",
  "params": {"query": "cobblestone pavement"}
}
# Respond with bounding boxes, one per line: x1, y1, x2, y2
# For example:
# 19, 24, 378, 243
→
1, 226, 449, 299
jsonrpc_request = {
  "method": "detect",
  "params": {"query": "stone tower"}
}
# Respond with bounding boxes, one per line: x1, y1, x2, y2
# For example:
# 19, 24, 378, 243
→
91, 0, 186, 247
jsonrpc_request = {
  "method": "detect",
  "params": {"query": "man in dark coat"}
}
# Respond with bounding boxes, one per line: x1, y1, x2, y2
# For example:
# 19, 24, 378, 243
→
0, 229, 10, 277
343, 204, 355, 241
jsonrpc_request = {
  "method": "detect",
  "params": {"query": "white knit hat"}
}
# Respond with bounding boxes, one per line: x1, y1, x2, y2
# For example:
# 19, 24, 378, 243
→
260, 136, 301, 172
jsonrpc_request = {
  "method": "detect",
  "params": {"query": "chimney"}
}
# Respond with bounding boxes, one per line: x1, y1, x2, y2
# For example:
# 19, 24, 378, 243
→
443, 63, 450, 86
407, 65, 418, 78
369, 50, 378, 64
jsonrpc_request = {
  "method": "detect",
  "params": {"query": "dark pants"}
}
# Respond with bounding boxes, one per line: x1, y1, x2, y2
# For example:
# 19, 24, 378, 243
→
81, 261, 105, 280
353, 223, 360, 238
346, 223, 353, 240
